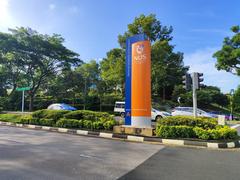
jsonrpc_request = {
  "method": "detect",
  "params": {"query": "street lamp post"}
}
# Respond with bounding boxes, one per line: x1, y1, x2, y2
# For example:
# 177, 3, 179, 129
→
230, 89, 234, 120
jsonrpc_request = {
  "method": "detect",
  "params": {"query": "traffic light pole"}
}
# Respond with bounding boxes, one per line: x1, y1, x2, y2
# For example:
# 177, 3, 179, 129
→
192, 73, 198, 118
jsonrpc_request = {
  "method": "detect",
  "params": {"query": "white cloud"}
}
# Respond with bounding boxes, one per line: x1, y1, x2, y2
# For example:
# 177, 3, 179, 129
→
184, 47, 240, 93
48, 3, 56, 11
0, 0, 17, 31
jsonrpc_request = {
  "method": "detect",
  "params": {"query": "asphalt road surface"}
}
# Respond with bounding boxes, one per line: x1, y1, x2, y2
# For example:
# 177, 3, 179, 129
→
0, 126, 163, 180
0, 126, 240, 180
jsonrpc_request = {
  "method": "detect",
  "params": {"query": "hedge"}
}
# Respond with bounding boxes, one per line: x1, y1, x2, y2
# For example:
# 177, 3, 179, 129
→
156, 125, 195, 138
56, 119, 82, 128
156, 125, 238, 140
194, 126, 238, 140
20, 117, 55, 126
56, 118, 115, 130
0, 114, 29, 123
64, 110, 114, 122
32, 110, 70, 121
158, 116, 217, 129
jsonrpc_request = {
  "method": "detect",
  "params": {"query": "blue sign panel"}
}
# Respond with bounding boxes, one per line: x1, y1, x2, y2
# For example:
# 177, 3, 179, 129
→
125, 34, 147, 125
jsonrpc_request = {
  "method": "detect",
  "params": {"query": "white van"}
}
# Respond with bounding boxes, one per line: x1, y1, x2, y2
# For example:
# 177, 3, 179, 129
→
114, 101, 125, 117
114, 101, 171, 121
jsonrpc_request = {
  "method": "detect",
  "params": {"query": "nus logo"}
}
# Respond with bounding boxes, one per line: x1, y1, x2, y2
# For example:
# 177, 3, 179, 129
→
134, 44, 146, 63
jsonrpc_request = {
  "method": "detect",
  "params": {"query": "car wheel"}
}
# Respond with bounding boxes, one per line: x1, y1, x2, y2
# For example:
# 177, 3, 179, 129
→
155, 115, 162, 122
120, 112, 125, 118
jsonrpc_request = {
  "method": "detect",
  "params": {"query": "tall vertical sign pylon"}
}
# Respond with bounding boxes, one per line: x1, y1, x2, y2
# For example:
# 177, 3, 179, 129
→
125, 34, 151, 128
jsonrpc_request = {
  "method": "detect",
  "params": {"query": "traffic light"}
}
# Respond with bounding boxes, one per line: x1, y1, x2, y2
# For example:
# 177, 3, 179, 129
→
196, 73, 204, 89
182, 73, 192, 90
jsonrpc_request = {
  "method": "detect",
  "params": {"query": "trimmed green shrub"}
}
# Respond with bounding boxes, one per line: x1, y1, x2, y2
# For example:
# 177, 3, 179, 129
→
156, 125, 195, 138
156, 124, 238, 140
92, 121, 104, 130
38, 119, 55, 126
193, 127, 211, 140
218, 126, 238, 139
103, 120, 116, 130
56, 118, 81, 128
20, 116, 31, 124
158, 116, 217, 129
32, 109, 69, 121
20, 117, 55, 126
193, 126, 238, 140
64, 110, 114, 122
82, 120, 93, 129
0, 114, 29, 123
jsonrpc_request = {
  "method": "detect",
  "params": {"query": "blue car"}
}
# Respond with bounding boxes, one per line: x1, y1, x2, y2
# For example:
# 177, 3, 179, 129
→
47, 103, 77, 111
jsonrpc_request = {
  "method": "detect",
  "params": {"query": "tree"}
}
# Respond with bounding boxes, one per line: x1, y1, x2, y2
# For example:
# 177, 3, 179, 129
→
233, 86, 240, 113
75, 60, 100, 110
118, 14, 173, 48
151, 40, 188, 100
213, 25, 240, 75
117, 14, 188, 101
100, 48, 125, 94
172, 85, 228, 108
0, 27, 81, 111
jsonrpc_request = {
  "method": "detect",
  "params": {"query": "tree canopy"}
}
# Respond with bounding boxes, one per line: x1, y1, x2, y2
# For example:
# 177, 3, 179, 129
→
0, 27, 81, 110
213, 25, 240, 75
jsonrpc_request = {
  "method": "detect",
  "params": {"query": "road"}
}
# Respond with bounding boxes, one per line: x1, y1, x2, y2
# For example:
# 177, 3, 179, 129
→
0, 126, 240, 180
0, 126, 163, 180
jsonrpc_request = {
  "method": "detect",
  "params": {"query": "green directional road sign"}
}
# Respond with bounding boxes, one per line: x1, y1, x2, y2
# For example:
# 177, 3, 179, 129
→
16, 87, 31, 91
16, 87, 30, 112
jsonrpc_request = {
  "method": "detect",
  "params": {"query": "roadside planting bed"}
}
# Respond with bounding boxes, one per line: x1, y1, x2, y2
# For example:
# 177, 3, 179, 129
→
156, 116, 238, 140
17, 109, 117, 131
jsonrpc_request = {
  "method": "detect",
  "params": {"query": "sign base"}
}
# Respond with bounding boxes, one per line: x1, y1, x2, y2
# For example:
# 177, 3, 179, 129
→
113, 125, 154, 137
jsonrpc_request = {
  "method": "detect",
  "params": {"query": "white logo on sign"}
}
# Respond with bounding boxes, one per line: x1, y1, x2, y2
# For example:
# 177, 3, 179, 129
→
136, 44, 144, 54
134, 43, 146, 63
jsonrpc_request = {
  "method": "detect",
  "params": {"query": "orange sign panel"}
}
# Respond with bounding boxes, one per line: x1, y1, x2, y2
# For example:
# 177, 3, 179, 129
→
131, 40, 151, 117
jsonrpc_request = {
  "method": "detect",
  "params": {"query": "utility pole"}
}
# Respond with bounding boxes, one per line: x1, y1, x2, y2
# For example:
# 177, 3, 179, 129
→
230, 89, 234, 120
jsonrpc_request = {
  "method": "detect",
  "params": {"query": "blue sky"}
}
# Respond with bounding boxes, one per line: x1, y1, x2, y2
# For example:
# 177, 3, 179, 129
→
0, 0, 239, 93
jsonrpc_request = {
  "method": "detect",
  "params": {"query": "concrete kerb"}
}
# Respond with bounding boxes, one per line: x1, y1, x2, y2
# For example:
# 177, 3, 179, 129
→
0, 121, 239, 149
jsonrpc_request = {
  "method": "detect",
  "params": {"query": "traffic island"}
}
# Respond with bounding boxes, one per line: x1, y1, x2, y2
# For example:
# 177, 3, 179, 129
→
0, 121, 239, 149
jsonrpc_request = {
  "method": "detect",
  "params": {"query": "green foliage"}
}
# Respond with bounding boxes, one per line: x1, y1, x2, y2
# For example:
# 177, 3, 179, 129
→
213, 25, 240, 75
193, 127, 211, 140
32, 109, 69, 121
172, 85, 228, 108
64, 110, 114, 121
0, 27, 81, 111
100, 48, 125, 94
103, 120, 116, 130
158, 116, 217, 129
83, 120, 92, 129
20, 116, 55, 126
156, 116, 237, 140
156, 124, 238, 140
156, 125, 195, 138
56, 118, 82, 128
233, 86, 240, 113
118, 14, 173, 47
193, 126, 238, 140
0, 114, 29, 123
